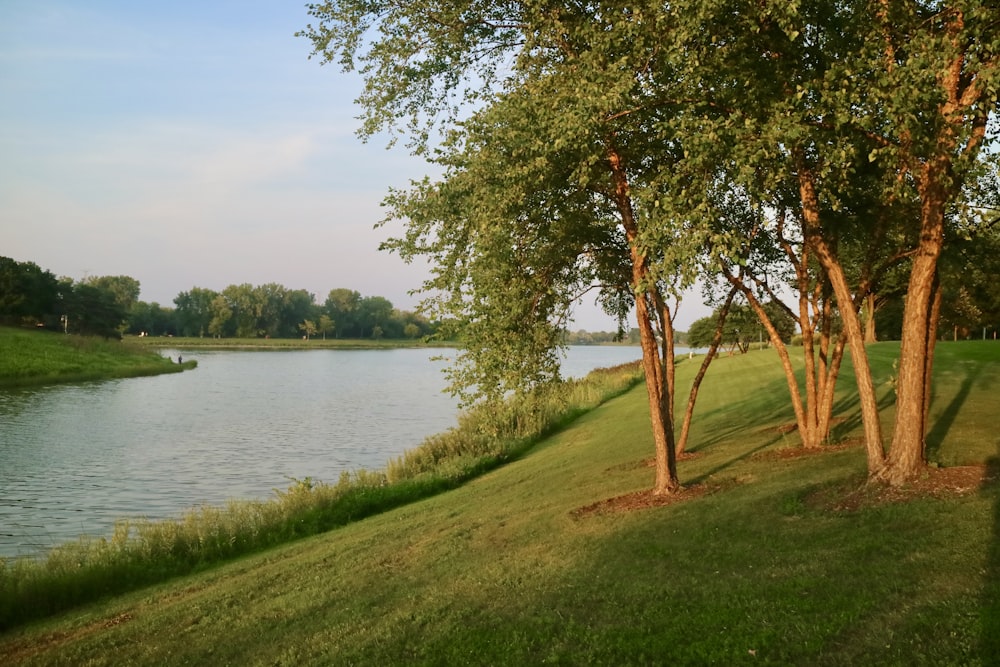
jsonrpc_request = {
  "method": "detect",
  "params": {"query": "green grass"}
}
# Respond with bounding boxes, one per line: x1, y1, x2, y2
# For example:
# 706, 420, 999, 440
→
0, 327, 191, 388
2, 341, 999, 665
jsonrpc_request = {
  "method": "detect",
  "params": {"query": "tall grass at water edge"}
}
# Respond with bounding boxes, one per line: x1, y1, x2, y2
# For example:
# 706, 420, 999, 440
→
0, 361, 643, 631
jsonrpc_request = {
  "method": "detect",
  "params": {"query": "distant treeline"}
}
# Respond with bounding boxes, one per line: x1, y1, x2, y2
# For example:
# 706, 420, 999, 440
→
0, 256, 434, 340
2, 256, 672, 343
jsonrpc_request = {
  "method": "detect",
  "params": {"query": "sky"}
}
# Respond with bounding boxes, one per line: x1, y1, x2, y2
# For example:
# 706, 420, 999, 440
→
1, 0, 709, 332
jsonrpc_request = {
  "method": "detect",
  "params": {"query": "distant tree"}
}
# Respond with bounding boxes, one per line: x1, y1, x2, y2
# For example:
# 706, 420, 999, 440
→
358, 296, 393, 339
283, 290, 317, 338
325, 288, 361, 338
64, 283, 126, 338
127, 301, 175, 336
0, 257, 59, 324
685, 316, 719, 350
207, 295, 232, 338
174, 287, 219, 337
299, 319, 317, 339
222, 284, 262, 338
317, 314, 335, 340
84, 275, 140, 314
256, 283, 289, 338
403, 323, 420, 339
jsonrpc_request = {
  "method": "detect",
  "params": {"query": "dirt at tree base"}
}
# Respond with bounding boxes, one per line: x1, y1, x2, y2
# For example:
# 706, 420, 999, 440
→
571, 482, 712, 518
751, 438, 864, 462
575, 446, 997, 519
808, 464, 997, 513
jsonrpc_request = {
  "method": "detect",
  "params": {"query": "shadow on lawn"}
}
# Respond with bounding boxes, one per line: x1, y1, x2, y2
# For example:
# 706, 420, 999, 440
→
924, 364, 983, 462
982, 444, 1000, 660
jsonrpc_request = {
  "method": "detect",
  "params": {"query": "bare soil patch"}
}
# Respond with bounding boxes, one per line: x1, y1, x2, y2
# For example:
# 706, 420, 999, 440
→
571, 483, 712, 518
751, 438, 864, 462
808, 464, 997, 513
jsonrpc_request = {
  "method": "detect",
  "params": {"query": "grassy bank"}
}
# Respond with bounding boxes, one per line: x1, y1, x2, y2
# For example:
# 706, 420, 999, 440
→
0, 327, 192, 388
2, 341, 999, 664
0, 362, 644, 631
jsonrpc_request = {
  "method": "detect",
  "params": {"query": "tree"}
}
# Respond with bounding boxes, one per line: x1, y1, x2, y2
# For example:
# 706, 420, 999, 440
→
0, 257, 59, 325
84, 275, 140, 315
207, 295, 232, 338
63, 283, 126, 338
662, 0, 999, 484
299, 319, 317, 339
305, 1, 711, 494
283, 289, 318, 338
174, 287, 218, 337
357, 296, 394, 339
317, 314, 335, 340
222, 283, 262, 338
127, 301, 176, 336
324, 289, 361, 338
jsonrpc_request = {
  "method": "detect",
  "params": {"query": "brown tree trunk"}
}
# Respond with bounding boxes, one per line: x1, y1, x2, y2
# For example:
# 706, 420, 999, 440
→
798, 163, 886, 474
863, 293, 878, 343
608, 145, 679, 494
676, 286, 737, 455
878, 161, 948, 485
723, 271, 809, 442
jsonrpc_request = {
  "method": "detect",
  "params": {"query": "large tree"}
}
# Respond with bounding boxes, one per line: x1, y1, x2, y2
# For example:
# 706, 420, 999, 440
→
305, 1, 716, 494
664, 0, 999, 484
0, 257, 59, 324
304, 0, 998, 489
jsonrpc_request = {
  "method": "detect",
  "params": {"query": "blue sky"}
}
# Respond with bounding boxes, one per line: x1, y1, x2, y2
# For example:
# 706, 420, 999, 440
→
1, 1, 705, 331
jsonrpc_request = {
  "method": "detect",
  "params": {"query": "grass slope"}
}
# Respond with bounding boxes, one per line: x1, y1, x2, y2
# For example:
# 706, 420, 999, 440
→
0, 327, 189, 388
2, 341, 999, 665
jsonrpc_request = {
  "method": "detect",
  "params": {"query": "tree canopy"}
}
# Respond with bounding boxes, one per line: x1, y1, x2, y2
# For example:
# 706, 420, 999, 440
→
303, 0, 1000, 489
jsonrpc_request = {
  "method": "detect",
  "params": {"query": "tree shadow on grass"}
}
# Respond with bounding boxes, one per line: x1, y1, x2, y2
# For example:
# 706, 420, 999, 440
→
826, 388, 896, 443
924, 364, 983, 463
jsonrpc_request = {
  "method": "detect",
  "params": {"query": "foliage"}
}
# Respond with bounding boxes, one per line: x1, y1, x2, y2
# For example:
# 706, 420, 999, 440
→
0, 257, 59, 325
687, 301, 796, 350
301, 0, 1000, 484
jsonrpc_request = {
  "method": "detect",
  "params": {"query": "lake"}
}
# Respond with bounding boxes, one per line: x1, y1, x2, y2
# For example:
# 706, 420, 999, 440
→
0, 346, 645, 558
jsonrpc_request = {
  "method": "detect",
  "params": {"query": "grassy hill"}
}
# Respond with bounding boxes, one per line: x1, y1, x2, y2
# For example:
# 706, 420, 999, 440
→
2, 341, 999, 665
0, 327, 189, 388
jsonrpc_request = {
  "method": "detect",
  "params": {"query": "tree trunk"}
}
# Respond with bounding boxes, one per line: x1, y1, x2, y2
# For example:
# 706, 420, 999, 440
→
676, 286, 737, 455
797, 163, 886, 474
608, 145, 679, 494
723, 271, 811, 442
863, 293, 878, 343
878, 160, 948, 485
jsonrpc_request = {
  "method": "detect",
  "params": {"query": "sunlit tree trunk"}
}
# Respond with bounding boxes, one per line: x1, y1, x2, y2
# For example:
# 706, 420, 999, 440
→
798, 163, 886, 474
863, 293, 879, 343
608, 145, 679, 494
676, 286, 737, 456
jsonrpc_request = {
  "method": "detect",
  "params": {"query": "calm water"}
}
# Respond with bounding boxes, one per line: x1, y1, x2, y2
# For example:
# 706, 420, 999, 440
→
0, 346, 642, 558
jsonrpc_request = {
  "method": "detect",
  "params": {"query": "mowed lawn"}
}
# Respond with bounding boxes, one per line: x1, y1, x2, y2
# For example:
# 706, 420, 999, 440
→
3, 341, 999, 665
